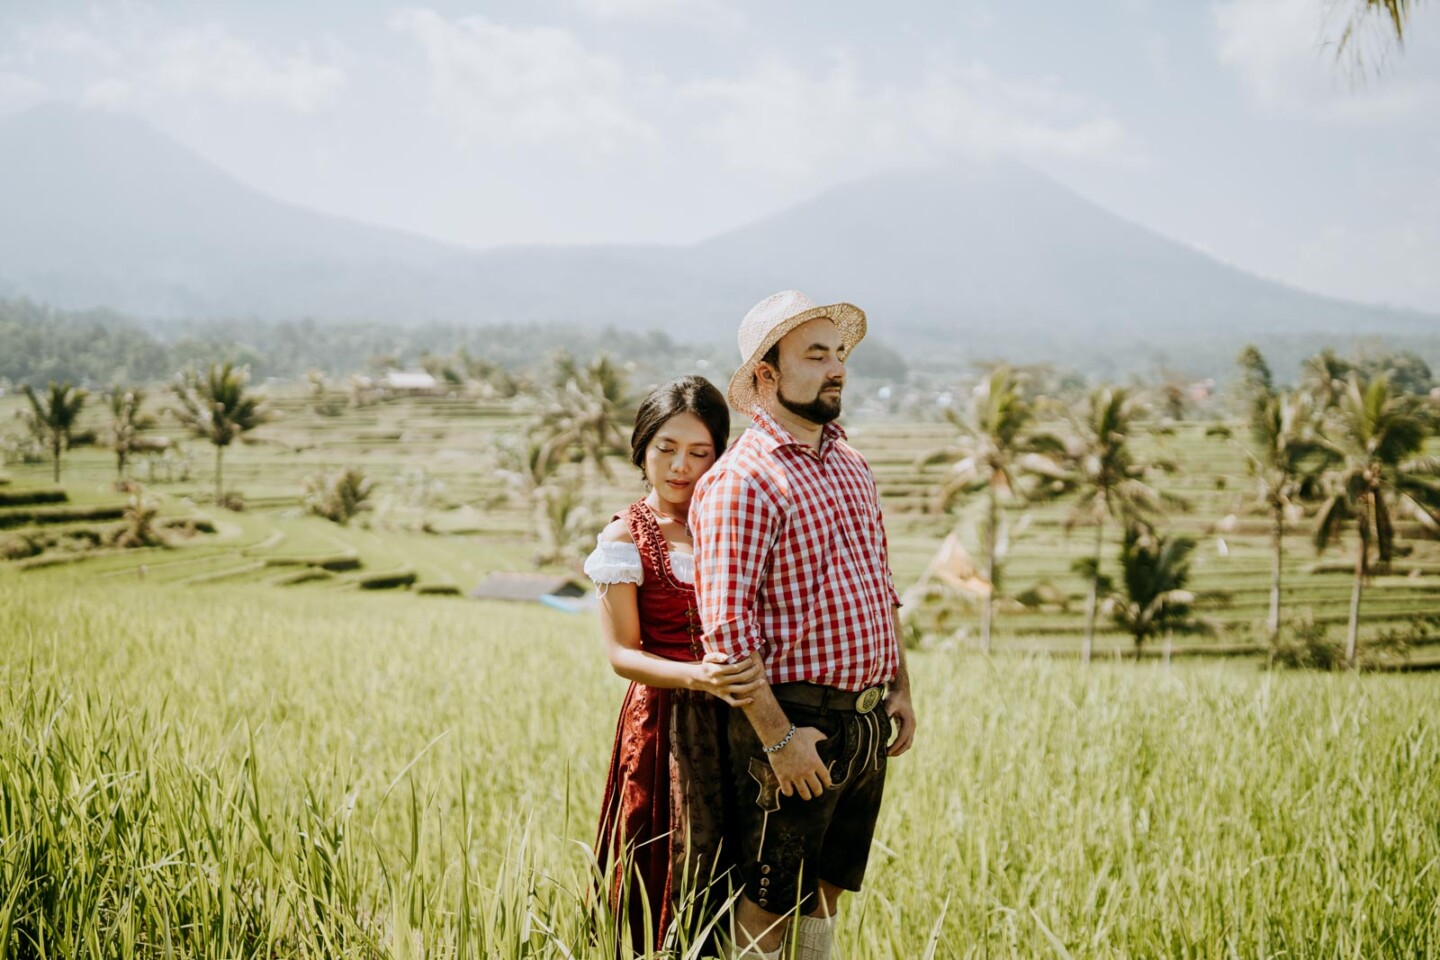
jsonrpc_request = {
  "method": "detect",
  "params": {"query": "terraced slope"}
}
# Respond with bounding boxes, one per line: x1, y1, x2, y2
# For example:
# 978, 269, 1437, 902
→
3, 389, 1436, 659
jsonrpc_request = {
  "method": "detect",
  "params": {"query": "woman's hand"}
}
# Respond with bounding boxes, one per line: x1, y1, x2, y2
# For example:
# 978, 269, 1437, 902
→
690, 650, 765, 705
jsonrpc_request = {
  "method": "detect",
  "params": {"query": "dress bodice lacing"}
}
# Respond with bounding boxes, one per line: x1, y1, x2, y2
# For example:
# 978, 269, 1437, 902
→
582, 501, 703, 662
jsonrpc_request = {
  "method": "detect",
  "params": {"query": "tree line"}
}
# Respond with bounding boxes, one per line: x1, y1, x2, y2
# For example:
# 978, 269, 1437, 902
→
10, 325, 1439, 669
10, 349, 636, 552
0, 298, 702, 386
16, 364, 269, 503
915, 346, 1440, 668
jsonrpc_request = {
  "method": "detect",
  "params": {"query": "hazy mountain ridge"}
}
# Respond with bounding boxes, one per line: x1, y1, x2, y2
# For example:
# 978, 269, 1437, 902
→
1, 103, 1434, 372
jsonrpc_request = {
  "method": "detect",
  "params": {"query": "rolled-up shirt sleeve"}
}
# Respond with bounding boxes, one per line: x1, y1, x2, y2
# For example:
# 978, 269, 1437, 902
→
691, 468, 781, 663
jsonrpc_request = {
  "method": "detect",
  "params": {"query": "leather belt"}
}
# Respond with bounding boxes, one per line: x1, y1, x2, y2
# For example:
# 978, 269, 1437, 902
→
771, 681, 887, 714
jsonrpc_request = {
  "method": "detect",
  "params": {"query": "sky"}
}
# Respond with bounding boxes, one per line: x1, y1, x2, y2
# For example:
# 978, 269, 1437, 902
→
1, 0, 1438, 313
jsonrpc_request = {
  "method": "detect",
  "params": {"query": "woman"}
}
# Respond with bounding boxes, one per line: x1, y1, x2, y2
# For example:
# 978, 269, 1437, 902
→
584, 375, 762, 953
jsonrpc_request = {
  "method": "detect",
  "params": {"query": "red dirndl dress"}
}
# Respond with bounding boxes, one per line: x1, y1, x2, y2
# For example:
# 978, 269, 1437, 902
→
590, 501, 734, 951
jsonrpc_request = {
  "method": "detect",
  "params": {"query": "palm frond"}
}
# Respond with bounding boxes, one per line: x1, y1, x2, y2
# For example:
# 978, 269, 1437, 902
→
915, 446, 972, 470
1336, 0, 1415, 66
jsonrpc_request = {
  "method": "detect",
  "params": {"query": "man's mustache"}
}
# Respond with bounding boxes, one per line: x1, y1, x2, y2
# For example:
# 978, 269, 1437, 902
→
822, 379, 844, 390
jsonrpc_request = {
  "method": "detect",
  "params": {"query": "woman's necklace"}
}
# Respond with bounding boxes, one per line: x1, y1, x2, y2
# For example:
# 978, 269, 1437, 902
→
646, 498, 691, 541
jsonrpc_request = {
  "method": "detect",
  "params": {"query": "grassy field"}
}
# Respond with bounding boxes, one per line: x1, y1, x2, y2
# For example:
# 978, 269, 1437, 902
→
3, 573, 1439, 957
3, 388, 1440, 956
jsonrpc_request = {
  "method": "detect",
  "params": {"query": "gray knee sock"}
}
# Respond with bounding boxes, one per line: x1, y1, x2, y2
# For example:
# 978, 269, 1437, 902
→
727, 938, 784, 960
724, 924, 786, 960
792, 914, 836, 960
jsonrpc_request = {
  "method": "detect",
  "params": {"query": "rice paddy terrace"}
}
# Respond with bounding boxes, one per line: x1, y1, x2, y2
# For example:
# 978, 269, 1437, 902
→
2, 388, 1438, 663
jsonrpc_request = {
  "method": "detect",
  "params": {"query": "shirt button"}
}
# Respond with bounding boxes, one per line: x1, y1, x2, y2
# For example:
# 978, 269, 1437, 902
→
759, 877, 770, 887
760, 865, 770, 874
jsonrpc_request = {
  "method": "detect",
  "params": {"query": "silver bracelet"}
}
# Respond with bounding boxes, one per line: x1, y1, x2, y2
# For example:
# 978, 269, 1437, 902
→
762, 723, 797, 755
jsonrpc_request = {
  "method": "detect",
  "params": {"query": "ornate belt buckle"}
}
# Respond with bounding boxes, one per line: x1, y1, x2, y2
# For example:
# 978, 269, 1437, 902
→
856, 686, 882, 714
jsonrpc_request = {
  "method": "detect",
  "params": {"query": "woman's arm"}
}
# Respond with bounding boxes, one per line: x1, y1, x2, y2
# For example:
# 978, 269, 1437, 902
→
597, 581, 695, 688
597, 582, 763, 703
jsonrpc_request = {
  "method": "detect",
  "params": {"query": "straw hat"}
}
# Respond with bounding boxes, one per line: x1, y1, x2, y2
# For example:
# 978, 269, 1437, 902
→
727, 290, 867, 413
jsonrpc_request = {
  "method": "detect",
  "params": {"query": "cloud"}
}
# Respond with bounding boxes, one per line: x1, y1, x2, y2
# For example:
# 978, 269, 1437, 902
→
6, 9, 346, 113
571, 0, 744, 29
1213, 0, 1337, 105
391, 8, 657, 152
1142, 33, 1169, 80
80, 77, 132, 109
1212, 0, 1440, 121
146, 25, 345, 112
1293, 220, 1440, 311
682, 54, 1146, 179
0, 72, 49, 112
12, 20, 124, 67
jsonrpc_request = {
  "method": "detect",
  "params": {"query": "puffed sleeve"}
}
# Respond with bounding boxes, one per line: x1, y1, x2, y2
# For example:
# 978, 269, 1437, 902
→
582, 539, 644, 586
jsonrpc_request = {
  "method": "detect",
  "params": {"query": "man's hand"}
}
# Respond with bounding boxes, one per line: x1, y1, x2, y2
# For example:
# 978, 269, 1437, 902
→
885, 689, 916, 757
732, 667, 830, 800
769, 727, 831, 800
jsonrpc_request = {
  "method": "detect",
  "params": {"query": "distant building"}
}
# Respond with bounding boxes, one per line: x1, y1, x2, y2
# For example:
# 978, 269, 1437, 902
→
381, 371, 441, 395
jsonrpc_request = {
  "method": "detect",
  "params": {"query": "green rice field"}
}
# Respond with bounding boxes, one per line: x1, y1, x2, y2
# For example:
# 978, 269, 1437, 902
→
3, 575, 1439, 957
3, 389, 1440, 956
2, 389, 1437, 658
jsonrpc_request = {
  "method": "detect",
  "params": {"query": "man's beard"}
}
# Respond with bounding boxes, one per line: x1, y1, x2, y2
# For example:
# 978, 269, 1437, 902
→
777, 379, 843, 424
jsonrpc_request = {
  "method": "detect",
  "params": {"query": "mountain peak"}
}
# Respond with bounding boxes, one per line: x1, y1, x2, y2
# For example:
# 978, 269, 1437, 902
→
0, 104, 1432, 370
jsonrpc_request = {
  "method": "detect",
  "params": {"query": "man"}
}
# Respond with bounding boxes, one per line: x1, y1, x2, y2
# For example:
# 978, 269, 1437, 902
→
690, 290, 917, 959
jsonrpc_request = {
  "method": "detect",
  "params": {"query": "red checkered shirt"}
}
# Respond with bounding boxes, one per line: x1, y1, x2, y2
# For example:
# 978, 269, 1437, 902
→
691, 409, 901, 692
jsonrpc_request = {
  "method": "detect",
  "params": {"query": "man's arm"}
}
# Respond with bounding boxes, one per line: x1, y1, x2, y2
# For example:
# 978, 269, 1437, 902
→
691, 470, 775, 664
692, 469, 832, 800
734, 679, 832, 800
885, 606, 917, 757
873, 489, 916, 756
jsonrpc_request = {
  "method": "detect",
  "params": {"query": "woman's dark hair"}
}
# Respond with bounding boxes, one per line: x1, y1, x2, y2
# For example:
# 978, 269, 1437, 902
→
630, 376, 730, 471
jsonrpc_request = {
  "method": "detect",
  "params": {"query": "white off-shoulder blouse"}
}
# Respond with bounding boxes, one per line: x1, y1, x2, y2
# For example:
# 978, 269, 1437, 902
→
583, 538, 695, 586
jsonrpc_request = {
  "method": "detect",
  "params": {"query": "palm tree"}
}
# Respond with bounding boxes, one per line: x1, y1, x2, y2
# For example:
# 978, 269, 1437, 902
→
1313, 374, 1440, 668
114, 490, 166, 549
493, 432, 589, 566
1301, 349, 1353, 412
1239, 390, 1331, 641
305, 369, 342, 417
302, 467, 376, 525
917, 366, 1065, 653
1327, 0, 1428, 85
171, 362, 273, 504
1061, 386, 1177, 663
1105, 524, 1206, 658
541, 352, 631, 485
532, 479, 594, 567
21, 381, 89, 483
1338, 0, 1422, 55
1235, 343, 1275, 418
108, 386, 158, 481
